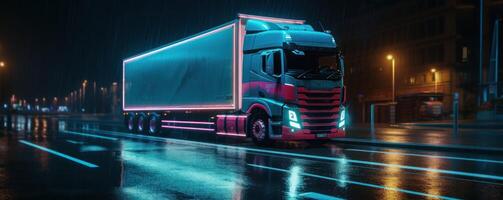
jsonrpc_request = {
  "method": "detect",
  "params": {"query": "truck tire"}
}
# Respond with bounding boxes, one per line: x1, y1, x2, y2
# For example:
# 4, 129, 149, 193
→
127, 114, 137, 132
148, 114, 161, 135
137, 114, 148, 134
248, 112, 272, 146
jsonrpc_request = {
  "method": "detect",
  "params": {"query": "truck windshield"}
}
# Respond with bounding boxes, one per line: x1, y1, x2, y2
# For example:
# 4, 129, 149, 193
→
285, 49, 341, 79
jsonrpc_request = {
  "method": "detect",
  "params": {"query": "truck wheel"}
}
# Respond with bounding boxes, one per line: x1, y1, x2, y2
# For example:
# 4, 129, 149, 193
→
127, 114, 137, 132
248, 112, 272, 146
148, 114, 161, 135
137, 114, 148, 134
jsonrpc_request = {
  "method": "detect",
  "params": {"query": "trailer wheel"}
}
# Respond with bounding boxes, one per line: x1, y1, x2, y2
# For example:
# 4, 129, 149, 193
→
248, 112, 272, 146
127, 114, 137, 132
137, 114, 148, 134
148, 114, 161, 135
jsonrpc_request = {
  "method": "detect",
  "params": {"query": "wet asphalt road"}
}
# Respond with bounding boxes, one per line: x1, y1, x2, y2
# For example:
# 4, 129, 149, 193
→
1, 114, 503, 200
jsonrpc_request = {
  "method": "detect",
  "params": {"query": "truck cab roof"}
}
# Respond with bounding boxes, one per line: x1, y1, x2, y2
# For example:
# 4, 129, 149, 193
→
243, 19, 337, 51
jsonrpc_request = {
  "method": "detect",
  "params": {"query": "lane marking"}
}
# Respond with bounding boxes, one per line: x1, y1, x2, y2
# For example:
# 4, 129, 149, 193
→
248, 164, 458, 200
299, 192, 344, 200
82, 128, 503, 182
346, 148, 503, 164
61, 130, 118, 141
65, 140, 85, 145
19, 140, 98, 168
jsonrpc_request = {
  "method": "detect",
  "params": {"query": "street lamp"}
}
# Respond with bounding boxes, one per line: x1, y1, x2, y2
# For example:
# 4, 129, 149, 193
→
431, 68, 437, 93
82, 80, 88, 112
387, 54, 396, 102
0, 61, 5, 68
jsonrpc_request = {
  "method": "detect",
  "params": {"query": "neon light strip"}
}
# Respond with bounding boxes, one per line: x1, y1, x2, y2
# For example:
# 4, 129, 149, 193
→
124, 105, 235, 111
61, 130, 118, 141
83, 128, 503, 182
122, 61, 125, 110
123, 23, 239, 111
161, 120, 214, 125
248, 164, 459, 200
238, 13, 305, 24
216, 115, 247, 118
346, 148, 503, 165
161, 125, 214, 132
298, 192, 343, 200
216, 132, 246, 137
237, 19, 245, 109
19, 140, 99, 168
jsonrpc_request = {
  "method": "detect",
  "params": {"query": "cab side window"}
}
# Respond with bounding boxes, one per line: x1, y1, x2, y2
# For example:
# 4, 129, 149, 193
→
263, 51, 282, 77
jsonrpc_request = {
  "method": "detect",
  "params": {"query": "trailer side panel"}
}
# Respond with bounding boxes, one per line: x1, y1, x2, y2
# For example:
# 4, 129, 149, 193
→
123, 23, 237, 111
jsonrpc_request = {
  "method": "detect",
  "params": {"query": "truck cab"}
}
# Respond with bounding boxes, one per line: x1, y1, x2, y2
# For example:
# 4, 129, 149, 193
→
241, 18, 346, 143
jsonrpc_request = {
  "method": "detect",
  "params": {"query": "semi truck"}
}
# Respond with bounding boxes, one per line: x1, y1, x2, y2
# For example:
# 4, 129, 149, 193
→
123, 14, 346, 145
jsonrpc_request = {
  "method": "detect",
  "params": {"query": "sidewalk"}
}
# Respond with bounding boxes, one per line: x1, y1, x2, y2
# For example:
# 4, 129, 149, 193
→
334, 124, 503, 154
395, 120, 503, 130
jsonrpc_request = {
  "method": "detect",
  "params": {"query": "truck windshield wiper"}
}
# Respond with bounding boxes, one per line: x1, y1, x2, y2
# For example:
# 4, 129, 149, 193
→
296, 68, 316, 79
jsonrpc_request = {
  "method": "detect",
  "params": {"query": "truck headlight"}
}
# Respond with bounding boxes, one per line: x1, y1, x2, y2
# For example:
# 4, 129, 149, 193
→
288, 110, 301, 129
338, 106, 345, 128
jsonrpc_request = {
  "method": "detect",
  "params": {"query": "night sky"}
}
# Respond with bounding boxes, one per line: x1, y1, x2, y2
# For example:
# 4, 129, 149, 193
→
0, 0, 349, 100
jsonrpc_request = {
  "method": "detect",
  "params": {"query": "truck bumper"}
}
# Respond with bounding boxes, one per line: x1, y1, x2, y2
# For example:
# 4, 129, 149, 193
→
280, 126, 345, 140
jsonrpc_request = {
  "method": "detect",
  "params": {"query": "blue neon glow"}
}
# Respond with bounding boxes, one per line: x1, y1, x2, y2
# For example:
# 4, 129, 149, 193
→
19, 140, 98, 168
299, 192, 344, 200
288, 110, 298, 121
288, 109, 301, 129
248, 164, 459, 200
338, 120, 345, 128
82, 128, 503, 181
61, 130, 118, 141
346, 148, 503, 165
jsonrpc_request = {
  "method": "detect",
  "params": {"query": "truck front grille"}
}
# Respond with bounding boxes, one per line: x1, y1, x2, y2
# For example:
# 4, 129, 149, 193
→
297, 87, 341, 134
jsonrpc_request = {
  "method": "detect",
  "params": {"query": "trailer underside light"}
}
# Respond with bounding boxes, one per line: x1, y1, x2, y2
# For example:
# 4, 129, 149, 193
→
161, 125, 214, 132
216, 132, 246, 137
161, 120, 214, 125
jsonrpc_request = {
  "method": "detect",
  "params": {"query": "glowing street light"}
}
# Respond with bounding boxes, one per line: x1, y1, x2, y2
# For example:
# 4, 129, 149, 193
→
386, 54, 396, 102
0, 61, 5, 68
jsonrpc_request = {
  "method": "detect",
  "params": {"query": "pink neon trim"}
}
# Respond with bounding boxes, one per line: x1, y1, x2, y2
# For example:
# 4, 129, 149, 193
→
123, 105, 235, 111
216, 115, 247, 118
216, 132, 246, 137
161, 125, 214, 132
238, 13, 305, 24
122, 61, 125, 110
161, 120, 214, 125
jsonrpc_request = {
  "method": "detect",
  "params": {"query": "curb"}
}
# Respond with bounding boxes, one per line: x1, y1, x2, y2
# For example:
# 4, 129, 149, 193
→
332, 138, 503, 154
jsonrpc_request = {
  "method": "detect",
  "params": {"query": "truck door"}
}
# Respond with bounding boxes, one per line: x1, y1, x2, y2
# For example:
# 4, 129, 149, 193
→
263, 49, 284, 98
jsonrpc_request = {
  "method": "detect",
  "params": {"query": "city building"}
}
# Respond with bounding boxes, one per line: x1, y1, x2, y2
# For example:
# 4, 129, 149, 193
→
341, 0, 502, 123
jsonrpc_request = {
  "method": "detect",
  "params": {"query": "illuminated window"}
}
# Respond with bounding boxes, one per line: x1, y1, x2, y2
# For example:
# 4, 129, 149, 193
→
409, 77, 416, 85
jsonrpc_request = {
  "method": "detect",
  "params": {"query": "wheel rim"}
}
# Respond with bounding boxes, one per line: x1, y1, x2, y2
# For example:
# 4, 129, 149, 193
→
252, 119, 266, 140
128, 117, 134, 131
149, 116, 157, 134
138, 117, 144, 132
